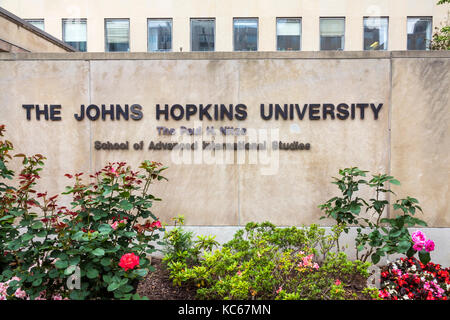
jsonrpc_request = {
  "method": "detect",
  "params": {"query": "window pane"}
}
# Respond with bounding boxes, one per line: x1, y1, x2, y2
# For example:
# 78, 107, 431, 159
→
407, 17, 432, 50
25, 19, 44, 31
191, 19, 215, 51
277, 18, 301, 51
63, 19, 87, 52
233, 18, 258, 51
148, 19, 172, 52
320, 18, 345, 50
105, 19, 129, 52
364, 17, 388, 50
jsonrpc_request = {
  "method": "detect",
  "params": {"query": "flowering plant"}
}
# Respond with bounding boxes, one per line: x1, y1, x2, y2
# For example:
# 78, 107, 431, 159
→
119, 253, 140, 271
319, 167, 428, 264
379, 257, 449, 300
0, 125, 167, 300
408, 230, 435, 264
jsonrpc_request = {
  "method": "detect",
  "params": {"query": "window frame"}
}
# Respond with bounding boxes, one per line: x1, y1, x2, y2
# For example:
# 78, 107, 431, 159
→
190, 18, 216, 52
233, 17, 259, 52
319, 17, 346, 51
276, 17, 302, 51
62, 18, 88, 52
362, 16, 389, 51
24, 19, 45, 31
406, 16, 433, 50
104, 18, 130, 52
147, 18, 173, 52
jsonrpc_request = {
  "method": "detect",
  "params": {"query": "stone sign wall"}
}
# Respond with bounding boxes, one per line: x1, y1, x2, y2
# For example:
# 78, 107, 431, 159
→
0, 51, 448, 229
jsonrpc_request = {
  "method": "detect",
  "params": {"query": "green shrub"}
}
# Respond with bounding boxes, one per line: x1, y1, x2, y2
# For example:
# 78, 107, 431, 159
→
162, 215, 219, 267
166, 222, 377, 300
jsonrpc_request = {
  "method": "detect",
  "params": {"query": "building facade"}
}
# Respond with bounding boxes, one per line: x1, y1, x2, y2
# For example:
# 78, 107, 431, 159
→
0, 7, 75, 52
1, 0, 449, 52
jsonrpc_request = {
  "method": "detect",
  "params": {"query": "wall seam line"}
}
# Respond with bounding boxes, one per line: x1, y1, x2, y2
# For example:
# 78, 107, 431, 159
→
387, 52, 393, 220
88, 60, 92, 174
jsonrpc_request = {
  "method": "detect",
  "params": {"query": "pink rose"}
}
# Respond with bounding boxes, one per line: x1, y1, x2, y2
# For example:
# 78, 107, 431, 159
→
111, 221, 119, 230
424, 239, 435, 252
411, 230, 426, 244
118, 253, 140, 271
335, 279, 342, 286
413, 242, 424, 251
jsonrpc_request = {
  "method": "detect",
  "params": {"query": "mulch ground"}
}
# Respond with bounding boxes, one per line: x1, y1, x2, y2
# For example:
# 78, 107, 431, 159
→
136, 257, 197, 300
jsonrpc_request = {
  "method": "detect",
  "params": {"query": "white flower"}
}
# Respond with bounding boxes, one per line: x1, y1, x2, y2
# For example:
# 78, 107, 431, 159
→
403, 295, 409, 300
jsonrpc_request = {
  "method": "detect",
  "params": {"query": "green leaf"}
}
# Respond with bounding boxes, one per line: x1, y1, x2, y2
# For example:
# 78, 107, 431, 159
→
398, 240, 412, 252
64, 265, 77, 275
389, 230, 401, 238
91, 248, 105, 257
418, 251, 431, 264
101, 258, 111, 267
102, 186, 112, 197
414, 219, 428, 227
48, 268, 59, 279
389, 179, 400, 186
69, 256, 80, 266
86, 269, 99, 279
72, 231, 84, 241
32, 278, 43, 287
98, 224, 112, 235
0, 215, 14, 222
31, 221, 44, 229
371, 253, 380, 264
119, 200, 133, 211
21, 233, 34, 242
107, 282, 120, 292
133, 269, 148, 277
55, 259, 68, 269
406, 246, 415, 258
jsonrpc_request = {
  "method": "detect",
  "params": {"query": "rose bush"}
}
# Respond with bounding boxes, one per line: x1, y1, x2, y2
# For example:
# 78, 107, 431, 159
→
319, 167, 428, 264
0, 125, 167, 300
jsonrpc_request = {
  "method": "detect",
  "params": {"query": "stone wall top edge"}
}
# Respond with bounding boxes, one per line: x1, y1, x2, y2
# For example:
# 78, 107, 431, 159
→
1, 51, 448, 61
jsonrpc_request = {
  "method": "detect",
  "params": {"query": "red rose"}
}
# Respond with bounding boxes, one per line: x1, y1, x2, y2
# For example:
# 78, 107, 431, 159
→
118, 253, 140, 271
151, 220, 162, 229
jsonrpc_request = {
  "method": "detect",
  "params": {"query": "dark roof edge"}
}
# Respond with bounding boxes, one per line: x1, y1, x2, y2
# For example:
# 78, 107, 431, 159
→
0, 6, 76, 52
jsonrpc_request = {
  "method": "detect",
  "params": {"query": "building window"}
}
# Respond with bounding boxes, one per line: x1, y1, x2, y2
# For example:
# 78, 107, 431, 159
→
105, 19, 130, 52
320, 17, 345, 50
62, 19, 87, 52
407, 17, 432, 50
148, 19, 172, 52
363, 17, 388, 50
25, 19, 44, 31
191, 19, 215, 51
233, 18, 258, 51
277, 18, 301, 51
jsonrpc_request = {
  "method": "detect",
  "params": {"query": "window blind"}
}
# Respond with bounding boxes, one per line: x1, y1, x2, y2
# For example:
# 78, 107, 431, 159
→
63, 20, 86, 42
320, 18, 345, 36
106, 20, 129, 44
277, 20, 301, 36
